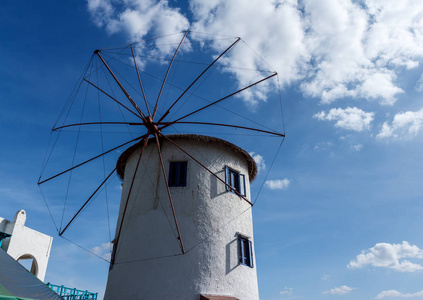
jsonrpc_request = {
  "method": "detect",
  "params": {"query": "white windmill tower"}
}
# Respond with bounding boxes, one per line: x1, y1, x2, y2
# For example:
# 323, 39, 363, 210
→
38, 31, 284, 300
104, 134, 259, 299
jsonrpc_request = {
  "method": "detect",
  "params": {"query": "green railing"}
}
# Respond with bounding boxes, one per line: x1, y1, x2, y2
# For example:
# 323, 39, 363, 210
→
46, 283, 98, 300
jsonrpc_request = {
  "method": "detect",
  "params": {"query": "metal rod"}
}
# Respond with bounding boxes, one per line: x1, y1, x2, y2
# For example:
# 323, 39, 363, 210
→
166, 121, 285, 137
159, 133, 253, 206
130, 44, 152, 117
154, 132, 186, 253
83, 78, 141, 119
163, 73, 278, 128
158, 37, 241, 123
59, 167, 117, 236
38, 135, 145, 185
95, 50, 146, 119
111, 134, 150, 265
152, 31, 189, 119
53, 121, 147, 131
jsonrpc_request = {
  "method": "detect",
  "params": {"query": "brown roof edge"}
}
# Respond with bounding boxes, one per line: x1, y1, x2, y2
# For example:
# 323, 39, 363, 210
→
200, 295, 239, 300
116, 134, 257, 182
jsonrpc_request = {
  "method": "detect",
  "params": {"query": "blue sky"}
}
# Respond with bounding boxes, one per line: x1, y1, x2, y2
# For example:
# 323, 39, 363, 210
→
1, 1, 423, 299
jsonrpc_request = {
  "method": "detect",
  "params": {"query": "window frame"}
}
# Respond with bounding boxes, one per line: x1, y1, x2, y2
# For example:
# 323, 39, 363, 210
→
238, 234, 254, 268
168, 161, 188, 187
224, 166, 246, 196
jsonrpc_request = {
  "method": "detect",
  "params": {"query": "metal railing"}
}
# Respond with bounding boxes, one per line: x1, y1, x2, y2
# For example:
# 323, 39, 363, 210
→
46, 283, 98, 300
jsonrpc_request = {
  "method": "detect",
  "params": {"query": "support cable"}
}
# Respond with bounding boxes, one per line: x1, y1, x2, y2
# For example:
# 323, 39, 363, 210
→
95, 50, 146, 119
96, 67, 113, 248
59, 61, 92, 231
100, 62, 136, 139
152, 30, 189, 119
131, 44, 151, 117
158, 37, 241, 122
82, 79, 141, 119
161, 73, 277, 129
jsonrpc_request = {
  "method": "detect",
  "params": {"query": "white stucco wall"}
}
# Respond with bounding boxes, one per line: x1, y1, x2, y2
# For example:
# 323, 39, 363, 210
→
0, 210, 53, 281
105, 136, 259, 300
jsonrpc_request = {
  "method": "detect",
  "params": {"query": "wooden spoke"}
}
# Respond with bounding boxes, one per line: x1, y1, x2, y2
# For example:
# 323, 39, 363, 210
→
161, 73, 277, 128
130, 44, 152, 118
163, 121, 285, 137
59, 167, 117, 236
111, 133, 150, 265
158, 37, 241, 123
38, 135, 145, 185
95, 50, 146, 119
83, 78, 142, 119
53, 121, 146, 131
153, 133, 186, 254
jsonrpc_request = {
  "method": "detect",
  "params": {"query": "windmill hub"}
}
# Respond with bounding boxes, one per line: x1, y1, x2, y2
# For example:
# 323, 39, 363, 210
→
143, 116, 159, 133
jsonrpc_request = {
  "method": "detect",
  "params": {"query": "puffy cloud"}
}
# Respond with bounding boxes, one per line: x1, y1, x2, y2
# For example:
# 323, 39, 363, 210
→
322, 285, 355, 295
190, 0, 308, 108
191, 0, 421, 106
87, 0, 423, 109
376, 289, 423, 299
321, 274, 330, 280
301, 0, 420, 105
249, 152, 265, 172
377, 108, 423, 140
348, 241, 423, 272
314, 107, 374, 132
359, 71, 404, 106
352, 144, 363, 151
87, 0, 190, 56
265, 178, 290, 190
91, 242, 112, 261
87, 0, 114, 27
280, 287, 293, 296
314, 141, 334, 151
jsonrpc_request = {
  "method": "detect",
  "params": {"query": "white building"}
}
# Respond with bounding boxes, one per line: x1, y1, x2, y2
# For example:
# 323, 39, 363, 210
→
0, 210, 53, 281
104, 134, 259, 300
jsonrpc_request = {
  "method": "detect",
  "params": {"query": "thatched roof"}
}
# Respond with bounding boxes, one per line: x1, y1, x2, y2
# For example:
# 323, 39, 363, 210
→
116, 134, 257, 182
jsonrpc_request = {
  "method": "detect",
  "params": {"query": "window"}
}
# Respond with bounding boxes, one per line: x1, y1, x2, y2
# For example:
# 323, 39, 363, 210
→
224, 166, 246, 196
168, 161, 187, 187
238, 235, 254, 268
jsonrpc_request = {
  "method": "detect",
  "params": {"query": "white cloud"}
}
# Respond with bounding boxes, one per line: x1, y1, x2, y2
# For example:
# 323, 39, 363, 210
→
314, 141, 334, 151
87, 0, 114, 27
314, 107, 374, 132
348, 241, 423, 272
352, 144, 363, 151
377, 108, 423, 140
190, 0, 309, 108
359, 71, 404, 106
321, 274, 330, 280
301, 0, 421, 105
87, 0, 423, 109
91, 242, 112, 261
265, 178, 290, 190
280, 287, 293, 296
87, 0, 190, 56
376, 289, 423, 299
249, 152, 266, 172
190, 0, 422, 110
322, 285, 355, 295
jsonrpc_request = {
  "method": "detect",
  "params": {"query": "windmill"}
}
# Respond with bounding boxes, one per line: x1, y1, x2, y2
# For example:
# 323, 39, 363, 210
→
38, 31, 284, 299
